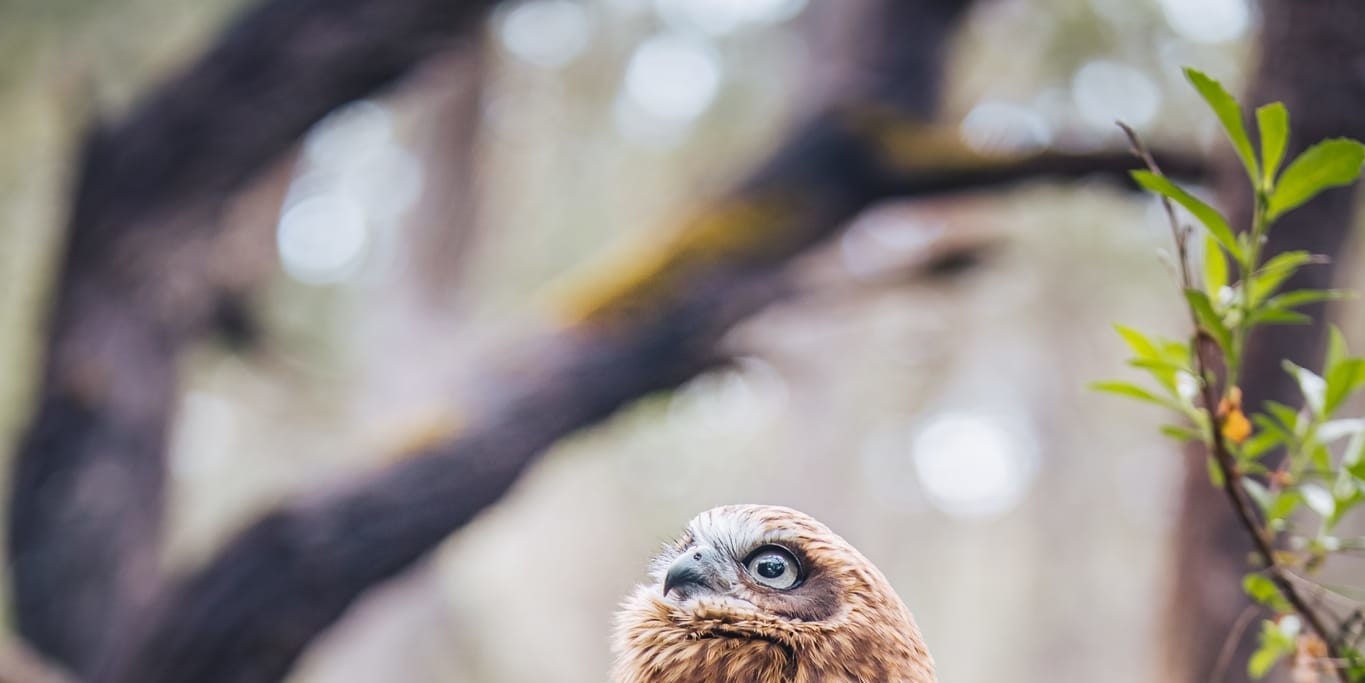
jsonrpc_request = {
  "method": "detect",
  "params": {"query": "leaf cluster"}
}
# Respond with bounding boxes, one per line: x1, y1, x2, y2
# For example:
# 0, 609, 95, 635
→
1094, 68, 1365, 681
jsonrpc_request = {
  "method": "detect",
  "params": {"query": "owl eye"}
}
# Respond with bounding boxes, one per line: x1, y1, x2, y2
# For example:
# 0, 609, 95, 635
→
743, 545, 802, 589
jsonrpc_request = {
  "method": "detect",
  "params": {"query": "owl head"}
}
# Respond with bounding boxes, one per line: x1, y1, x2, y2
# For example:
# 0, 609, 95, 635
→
612, 504, 936, 683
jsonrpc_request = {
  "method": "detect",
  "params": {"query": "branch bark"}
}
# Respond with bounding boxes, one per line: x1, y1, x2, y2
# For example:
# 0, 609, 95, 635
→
7, 0, 493, 675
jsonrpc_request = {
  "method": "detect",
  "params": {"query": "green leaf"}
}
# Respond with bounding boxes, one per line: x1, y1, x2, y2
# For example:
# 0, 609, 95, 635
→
1266, 489, 1301, 522
1127, 359, 1182, 395
1325, 358, 1365, 416
1327, 325, 1350, 375
1185, 289, 1232, 353
1256, 102, 1289, 188
1301, 483, 1336, 518
1203, 233, 1228, 295
1114, 324, 1159, 360
1248, 647, 1281, 679
1185, 68, 1260, 186
1249, 251, 1320, 306
1242, 573, 1290, 612
1265, 289, 1354, 312
1239, 428, 1284, 460
1249, 647, 1281, 679
1329, 480, 1362, 531
1249, 617, 1300, 679
1207, 454, 1225, 487
1132, 171, 1241, 260
1263, 401, 1303, 438
1090, 381, 1181, 411
1283, 360, 1327, 416
1267, 138, 1365, 221
1247, 308, 1312, 326
1252, 416, 1294, 451
1158, 339, 1193, 365
1161, 424, 1204, 443
1345, 429, 1365, 479
1309, 442, 1332, 473
1317, 418, 1364, 443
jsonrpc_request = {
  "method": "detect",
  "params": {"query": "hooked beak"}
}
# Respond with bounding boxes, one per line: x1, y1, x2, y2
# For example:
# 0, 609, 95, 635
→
663, 545, 726, 598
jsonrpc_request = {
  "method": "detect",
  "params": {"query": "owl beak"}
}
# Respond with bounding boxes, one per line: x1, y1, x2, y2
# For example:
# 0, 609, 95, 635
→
663, 546, 725, 598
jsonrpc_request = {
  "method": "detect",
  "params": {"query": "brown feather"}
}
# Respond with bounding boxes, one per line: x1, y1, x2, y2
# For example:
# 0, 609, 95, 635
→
612, 505, 936, 683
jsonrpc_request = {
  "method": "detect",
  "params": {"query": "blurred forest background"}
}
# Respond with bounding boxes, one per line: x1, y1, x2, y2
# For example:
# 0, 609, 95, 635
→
1, 0, 1363, 682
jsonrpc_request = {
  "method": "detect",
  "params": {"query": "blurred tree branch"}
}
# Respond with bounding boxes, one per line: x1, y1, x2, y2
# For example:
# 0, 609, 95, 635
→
1162, 2, 1365, 682
8, 0, 1213, 682
7, 0, 492, 675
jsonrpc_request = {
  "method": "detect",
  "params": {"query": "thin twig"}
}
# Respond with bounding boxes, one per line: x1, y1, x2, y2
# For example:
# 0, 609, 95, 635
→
1212, 605, 1263, 683
1119, 122, 1354, 682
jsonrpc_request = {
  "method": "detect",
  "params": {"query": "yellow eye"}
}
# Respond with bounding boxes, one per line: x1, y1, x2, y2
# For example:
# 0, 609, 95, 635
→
744, 545, 801, 589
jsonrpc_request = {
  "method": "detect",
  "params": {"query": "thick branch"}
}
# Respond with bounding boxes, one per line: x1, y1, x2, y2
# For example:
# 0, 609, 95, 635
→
8, 0, 493, 674
96, 77, 1203, 683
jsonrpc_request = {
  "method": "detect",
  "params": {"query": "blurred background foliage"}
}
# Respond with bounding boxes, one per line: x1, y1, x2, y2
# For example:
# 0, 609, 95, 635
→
5, 0, 1363, 681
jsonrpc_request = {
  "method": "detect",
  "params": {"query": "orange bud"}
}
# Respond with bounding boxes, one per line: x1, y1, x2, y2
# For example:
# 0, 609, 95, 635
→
1217, 386, 1252, 444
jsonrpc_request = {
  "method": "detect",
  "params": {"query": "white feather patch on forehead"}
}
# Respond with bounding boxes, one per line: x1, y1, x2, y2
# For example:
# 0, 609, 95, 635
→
685, 505, 804, 559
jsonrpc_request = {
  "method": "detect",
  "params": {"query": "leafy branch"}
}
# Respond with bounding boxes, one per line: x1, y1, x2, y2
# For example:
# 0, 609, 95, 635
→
1096, 67, 1365, 682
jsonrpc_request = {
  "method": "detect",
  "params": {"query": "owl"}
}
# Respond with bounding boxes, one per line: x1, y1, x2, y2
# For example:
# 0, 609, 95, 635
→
612, 504, 936, 683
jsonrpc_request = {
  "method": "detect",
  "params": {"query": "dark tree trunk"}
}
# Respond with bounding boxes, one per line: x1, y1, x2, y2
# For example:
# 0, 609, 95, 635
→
7, 0, 493, 675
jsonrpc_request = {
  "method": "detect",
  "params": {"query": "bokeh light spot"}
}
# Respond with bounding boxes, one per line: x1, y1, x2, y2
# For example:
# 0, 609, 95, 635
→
1071, 60, 1160, 131
911, 412, 1040, 520
277, 196, 369, 284
624, 33, 723, 123
498, 0, 592, 68
654, 0, 806, 35
960, 101, 1051, 154
1158, 0, 1250, 44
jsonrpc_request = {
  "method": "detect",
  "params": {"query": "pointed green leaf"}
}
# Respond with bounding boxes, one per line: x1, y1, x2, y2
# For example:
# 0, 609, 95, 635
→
1325, 358, 1365, 416
1252, 416, 1293, 451
1185, 68, 1259, 186
1114, 324, 1159, 360
1203, 233, 1228, 295
1242, 573, 1290, 611
1132, 171, 1241, 260
1248, 647, 1281, 679
1327, 324, 1349, 375
1249, 251, 1321, 306
1256, 102, 1289, 188
1267, 138, 1365, 221
1090, 380, 1181, 411
1128, 359, 1182, 395
1283, 360, 1327, 416
1239, 428, 1284, 460
1262, 401, 1303, 440
1160, 424, 1204, 443
1302, 483, 1336, 518
1266, 488, 1302, 522
1328, 487, 1361, 531
1317, 418, 1364, 443
1207, 454, 1226, 487
1309, 442, 1332, 473
1247, 308, 1312, 326
1158, 339, 1193, 365
1344, 426, 1365, 470
1265, 289, 1354, 312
